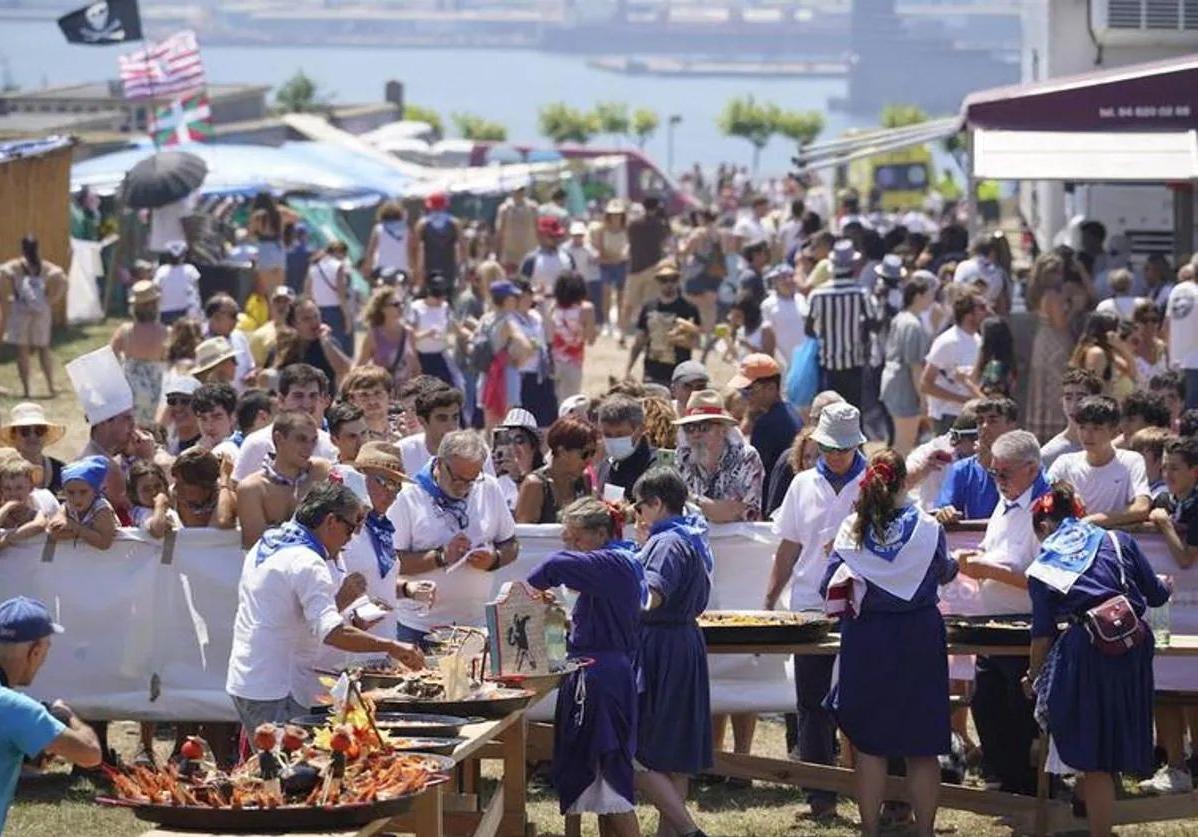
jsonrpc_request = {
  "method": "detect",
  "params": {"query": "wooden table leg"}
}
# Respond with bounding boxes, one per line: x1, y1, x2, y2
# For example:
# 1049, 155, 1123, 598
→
1034, 735, 1050, 837
404, 783, 445, 837
564, 813, 582, 837
499, 714, 528, 837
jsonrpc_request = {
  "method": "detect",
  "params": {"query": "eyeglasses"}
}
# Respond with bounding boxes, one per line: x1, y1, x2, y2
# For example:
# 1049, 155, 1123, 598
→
682, 421, 718, 434
333, 512, 364, 533
166, 395, 193, 408
367, 472, 404, 493
987, 463, 1028, 481
441, 459, 483, 487
17, 426, 47, 439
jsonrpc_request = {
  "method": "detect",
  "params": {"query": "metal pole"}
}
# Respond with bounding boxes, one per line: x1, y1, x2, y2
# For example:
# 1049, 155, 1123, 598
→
667, 114, 681, 176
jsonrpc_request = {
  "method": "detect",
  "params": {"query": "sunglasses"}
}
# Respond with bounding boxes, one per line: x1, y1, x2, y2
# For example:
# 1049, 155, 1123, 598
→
166, 395, 193, 408
817, 443, 854, 454
333, 512, 364, 532
17, 426, 47, 439
682, 421, 718, 434
367, 472, 404, 493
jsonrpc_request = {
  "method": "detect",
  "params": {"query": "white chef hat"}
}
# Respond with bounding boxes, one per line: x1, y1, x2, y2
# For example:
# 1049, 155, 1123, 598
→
66, 346, 134, 425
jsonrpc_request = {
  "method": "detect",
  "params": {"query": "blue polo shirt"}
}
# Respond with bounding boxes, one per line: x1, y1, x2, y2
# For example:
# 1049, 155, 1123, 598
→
936, 455, 1000, 520
1, 677, 65, 832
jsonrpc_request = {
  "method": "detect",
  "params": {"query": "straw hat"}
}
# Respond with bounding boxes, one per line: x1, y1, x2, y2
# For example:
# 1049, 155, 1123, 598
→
193, 337, 237, 376
672, 389, 737, 426
604, 198, 627, 215
0, 447, 44, 487
0, 403, 66, 447
654, 260, 682, 280
354, 441, 409, 483
128, 280, 160, 306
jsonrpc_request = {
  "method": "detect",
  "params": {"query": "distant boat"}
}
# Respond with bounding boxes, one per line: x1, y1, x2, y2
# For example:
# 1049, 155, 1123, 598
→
587, 55, 848, 79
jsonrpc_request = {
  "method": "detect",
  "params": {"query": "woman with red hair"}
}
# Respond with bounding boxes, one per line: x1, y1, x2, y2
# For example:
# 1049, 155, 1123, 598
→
820, 449, 958, 837
515, 417, 599, 524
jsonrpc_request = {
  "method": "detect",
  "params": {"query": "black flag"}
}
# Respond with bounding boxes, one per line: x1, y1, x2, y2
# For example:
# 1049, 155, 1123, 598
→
58, 0, 142, 45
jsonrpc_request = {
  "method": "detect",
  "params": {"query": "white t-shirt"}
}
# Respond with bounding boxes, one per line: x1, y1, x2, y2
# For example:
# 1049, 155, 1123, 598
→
153, 263, 201, 314
1047, 449, 1150, 517
762, 291, 808, 365
409, 300, 451, 354
953, 257, 1006, 304
565, 242, 599, 283
308, 256, 345, 308
386, 473, 516, 632
225, 542, 346, 702
1040, 432, 1081, 471
373, 221, 410, 272
400, 433, 496, 478
906, 436, 954, 513
1167, 281, 1198, 369
225, 328, 255, 393
1095, 295, 1147, 321
148, 194, 194, 253
924, 325, 980, 420
233, 422, 339, 481
340, 523, 401, 645
209, 438, 240, 461
773, 467, 863, 612
976, 482, 1040, 614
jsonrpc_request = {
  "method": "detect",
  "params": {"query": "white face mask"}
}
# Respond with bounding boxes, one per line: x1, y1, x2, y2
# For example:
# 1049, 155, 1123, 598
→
604, 435, 637, 462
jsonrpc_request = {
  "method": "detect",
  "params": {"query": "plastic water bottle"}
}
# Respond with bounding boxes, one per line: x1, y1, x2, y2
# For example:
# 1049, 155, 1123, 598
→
1150, 575, 1172, 647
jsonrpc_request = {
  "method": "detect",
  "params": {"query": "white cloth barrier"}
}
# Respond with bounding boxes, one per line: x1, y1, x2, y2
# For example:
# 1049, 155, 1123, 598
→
0, 524, 1193, 720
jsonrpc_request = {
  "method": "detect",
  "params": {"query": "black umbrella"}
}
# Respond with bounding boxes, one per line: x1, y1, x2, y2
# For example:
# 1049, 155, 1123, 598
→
119, 150, 208, 208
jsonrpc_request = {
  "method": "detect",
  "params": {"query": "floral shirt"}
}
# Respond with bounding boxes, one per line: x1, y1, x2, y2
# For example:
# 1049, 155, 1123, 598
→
676, 433, 764, 521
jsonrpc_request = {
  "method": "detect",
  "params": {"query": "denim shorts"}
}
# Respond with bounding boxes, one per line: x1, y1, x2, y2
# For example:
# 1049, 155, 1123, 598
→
599, 262, 627, 290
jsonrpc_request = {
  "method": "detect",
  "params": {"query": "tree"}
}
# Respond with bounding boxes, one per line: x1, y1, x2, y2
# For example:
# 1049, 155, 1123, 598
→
274, 70, 329, 114
592, 101, 630, 143
716, 96, 776, 172
631, 108, 660, 149
538, 102, 598, 145
403, 104, 444, 139
452, 112, 507, 141
880, 103, 928, 129
774, 109, 824, 148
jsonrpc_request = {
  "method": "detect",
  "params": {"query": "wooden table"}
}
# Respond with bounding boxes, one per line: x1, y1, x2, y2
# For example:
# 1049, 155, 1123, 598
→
703, 634, 1198, 836
140, 709, 536, 837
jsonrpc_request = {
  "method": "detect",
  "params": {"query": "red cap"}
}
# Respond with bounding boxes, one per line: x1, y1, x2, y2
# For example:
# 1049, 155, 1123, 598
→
425, 191, 448, 211
537, 216, 565, 238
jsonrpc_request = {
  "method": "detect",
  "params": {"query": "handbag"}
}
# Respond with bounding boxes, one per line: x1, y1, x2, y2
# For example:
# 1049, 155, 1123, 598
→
1082, 531, 1148, 656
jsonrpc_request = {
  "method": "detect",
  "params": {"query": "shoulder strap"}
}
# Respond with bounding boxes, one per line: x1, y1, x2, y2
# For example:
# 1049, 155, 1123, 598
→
1108, 530, 1128, 592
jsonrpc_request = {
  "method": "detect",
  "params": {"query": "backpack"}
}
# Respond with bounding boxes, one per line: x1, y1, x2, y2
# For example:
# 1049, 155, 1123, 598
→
469, 313, 503, 371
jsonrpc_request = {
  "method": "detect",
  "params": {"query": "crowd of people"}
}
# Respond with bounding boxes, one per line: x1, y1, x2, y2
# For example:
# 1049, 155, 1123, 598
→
2, 178, 1198, 837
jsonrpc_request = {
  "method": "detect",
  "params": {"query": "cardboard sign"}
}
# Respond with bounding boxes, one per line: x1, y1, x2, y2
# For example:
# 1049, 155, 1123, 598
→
485, 581, 549, 676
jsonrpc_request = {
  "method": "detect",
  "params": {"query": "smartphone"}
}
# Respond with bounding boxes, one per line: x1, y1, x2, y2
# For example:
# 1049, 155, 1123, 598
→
656, 449, 677, 468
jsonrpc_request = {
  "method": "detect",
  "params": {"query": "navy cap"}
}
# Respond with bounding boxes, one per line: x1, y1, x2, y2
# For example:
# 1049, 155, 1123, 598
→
489, 280, 519, 302
0, 596, 64, 643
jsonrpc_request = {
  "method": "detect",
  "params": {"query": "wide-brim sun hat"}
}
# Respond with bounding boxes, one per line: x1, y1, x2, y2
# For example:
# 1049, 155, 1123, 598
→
354, 441, 411, 484
192, 337, 238, 376
0, 403, 66, 447
673, 389, 738, 426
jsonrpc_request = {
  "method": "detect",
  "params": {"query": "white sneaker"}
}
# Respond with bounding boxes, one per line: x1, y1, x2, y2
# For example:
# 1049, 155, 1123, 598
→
1138, 766, 1192, 795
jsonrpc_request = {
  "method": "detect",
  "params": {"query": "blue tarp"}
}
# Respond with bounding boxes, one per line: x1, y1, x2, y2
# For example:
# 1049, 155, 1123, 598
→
70, 140, 416, 200
0, 135, 73, 163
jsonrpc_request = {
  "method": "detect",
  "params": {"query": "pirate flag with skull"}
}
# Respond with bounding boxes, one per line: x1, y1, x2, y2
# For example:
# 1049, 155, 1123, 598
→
58, 0, 142, 44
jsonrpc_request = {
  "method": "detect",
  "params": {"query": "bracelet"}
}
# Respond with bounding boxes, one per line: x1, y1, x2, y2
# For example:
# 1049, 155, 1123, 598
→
399, 580, 411, 599
487, 550, 502, 572
433, 548, 447, 569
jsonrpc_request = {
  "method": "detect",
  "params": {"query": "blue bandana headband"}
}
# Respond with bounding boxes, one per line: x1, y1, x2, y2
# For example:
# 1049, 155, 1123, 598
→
62, 455, 109, 494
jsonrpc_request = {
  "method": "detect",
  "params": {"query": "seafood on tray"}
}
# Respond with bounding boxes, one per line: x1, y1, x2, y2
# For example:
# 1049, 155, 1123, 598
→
698, 610, 824, 627
102, 727, 438, 810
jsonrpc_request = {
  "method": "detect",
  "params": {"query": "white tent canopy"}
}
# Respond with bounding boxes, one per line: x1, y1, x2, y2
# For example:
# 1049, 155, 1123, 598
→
972, 129, 1198, 182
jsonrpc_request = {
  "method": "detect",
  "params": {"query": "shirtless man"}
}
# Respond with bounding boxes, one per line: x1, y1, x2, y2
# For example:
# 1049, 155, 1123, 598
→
236, 410, 331, 547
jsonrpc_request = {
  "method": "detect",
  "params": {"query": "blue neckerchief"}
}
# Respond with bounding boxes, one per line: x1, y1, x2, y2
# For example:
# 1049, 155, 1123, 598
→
1034, 517, 1104, 580
363, 510, 396, 580
816, 450, 866, 494
415, 458, 469, 530
649, 514, 715, 575
254, 520, 327, 566
604, 538, 650, 609
861, 504, 920, 563
230, 430, 245, 449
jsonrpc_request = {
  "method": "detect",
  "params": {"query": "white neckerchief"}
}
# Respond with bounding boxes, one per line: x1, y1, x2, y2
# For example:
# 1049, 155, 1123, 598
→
832, 506, 941, 602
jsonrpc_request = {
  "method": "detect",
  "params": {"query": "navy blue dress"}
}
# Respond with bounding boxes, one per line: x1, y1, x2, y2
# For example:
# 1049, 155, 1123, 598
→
821, 525, 958, 758
635, 517, 713, 774
1028, 531, 1171, 774
527, 545, 644, 813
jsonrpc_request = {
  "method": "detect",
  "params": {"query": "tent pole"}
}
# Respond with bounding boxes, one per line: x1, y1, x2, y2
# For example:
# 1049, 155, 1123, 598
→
965, 128, 977, 238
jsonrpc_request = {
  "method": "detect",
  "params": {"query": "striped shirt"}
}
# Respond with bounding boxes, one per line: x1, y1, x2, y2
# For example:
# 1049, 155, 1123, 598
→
806, 277, 875, 370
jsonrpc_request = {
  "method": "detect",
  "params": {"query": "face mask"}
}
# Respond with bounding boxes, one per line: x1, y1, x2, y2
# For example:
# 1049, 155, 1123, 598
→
604, 435, 637, 462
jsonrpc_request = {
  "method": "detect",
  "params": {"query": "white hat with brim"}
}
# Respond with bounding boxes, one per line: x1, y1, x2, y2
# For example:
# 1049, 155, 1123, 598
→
192, 337, 238, 376
0, 402, 66, 447
672, 389, 738, 426
163, 374, 202, 398
810, 402, 866, 449
66, 346, 134, 425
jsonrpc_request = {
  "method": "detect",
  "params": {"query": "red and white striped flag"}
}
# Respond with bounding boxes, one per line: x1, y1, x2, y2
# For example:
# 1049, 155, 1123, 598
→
118, 30, 206, 100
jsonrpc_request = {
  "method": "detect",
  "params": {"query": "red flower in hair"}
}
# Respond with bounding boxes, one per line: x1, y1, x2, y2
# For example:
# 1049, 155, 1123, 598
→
865, 461, 896, 486
1032, 493, 1055, 517
1071, 496, 1087, 518
602, 500, 627, 533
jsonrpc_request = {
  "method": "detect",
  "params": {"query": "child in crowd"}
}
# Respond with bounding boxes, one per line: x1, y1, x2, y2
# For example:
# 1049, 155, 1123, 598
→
127, 460, 178, 539
1130, 427, 1172, 502
49, 455, 117, 549
0, 456, 49, 549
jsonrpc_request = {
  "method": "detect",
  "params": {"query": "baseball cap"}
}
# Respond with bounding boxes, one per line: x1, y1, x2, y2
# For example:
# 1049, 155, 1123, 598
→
671, 360, 709, 386
0, 596, 64, 643
727, 353, 782, 390
538, 216, 565, 238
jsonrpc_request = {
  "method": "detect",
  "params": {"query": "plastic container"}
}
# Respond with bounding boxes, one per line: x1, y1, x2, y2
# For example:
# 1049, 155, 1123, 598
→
1150, 574, 1172, 647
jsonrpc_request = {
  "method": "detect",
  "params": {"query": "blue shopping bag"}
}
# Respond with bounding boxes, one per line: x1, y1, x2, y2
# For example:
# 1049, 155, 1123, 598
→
786, 338, 821, 408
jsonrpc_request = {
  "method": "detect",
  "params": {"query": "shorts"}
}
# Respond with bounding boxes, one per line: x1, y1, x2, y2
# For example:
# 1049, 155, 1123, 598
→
230, 694, 307, 736
599, 262, 628, 290
256, 240, 285, 270
4, 304, 51, 347
623, 264, 658, 319
684, 271, 722, 296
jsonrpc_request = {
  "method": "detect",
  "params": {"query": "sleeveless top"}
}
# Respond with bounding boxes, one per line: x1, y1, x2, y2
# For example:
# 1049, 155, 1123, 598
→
550, 305, 585, 367
421, 216, 458, 280
308, 255, 344, 308
531, 465, 590, 524
371, 325, 413, 386
593, 224, 629, 264
374, 221, 410, 272
513, 310, 546, 374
